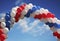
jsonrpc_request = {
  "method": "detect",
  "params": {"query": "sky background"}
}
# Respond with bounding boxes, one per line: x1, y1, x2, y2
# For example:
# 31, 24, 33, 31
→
0, 0, 60, 41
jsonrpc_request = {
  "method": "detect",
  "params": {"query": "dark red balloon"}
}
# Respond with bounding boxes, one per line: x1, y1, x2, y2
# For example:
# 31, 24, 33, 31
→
53, 31, 60, 39
53, 31, 58, 36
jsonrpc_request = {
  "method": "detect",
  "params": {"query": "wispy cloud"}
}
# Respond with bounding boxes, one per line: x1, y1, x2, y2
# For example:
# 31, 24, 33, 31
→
15, 0, 24, 5
17, 17, 50, 37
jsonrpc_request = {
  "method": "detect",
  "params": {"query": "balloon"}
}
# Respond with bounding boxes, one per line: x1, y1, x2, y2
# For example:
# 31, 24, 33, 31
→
47, 18, 55, 23
30, 6, 41, 17
19, 3, 26, 10
0, 28, 4, 35
4, 28, 9, 34
32, 10, 40, 15
25, 6, 40, 17
5, 12, 11, 30
45, 22, 54, 27
0, 34, 7, 41
42, 13, 47, 18
57, 29, 60, 34
11, 18, 15, 24
53, 31, 60, 39
53, 31, 58, 36
5, 21, 11, 30
47, 13, 55, 18
39, 8, 49, 14
1, 22, 6, 28
54, 23, 60, 29
14, 3, 26, 22
50, 27, 57, 32
34, 14, 42, 19
10, 6, 19, 18
5, 12, 11, 21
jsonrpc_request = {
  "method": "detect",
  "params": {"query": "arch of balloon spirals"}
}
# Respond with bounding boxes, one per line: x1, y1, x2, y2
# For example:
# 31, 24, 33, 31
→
0, 3, 60, 41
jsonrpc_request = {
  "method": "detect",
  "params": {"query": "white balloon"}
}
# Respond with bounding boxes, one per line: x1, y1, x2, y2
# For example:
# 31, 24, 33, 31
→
50, 27, 57, 32
20, 14, 25, 19
40, 8, 45, 14
10, 18, 15, 28
21, 8, 28, 15
28, 3, 34, 9
41, 18, 48, 23
56, 20, 60, 24
47, 18, 53, 23
30, 13, 36, 17
11, 18, 15, 23
1, 22, 6, 28
48, 17, 60, 24
11, 6, 19, 18
30, 10, 40, 17
34, 10, 40, 15
40, 8, 49, 14
4, 28, 9, 34
57, 29, 60, 34
44, 9, 49, 14
52, 18, 58, 23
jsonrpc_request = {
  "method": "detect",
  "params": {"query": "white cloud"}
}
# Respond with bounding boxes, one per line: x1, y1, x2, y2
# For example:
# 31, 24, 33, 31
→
15, 0, 21, 5
18, 17, 50, 37
15, 0, 24, 5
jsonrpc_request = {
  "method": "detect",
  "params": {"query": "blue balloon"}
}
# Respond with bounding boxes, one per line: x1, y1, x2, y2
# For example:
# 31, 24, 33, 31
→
5, 12, 11, 21
5, 15, 10, 21
45, 22, 54, 27
5, 12, 11, 30
5, 21, 11, 30
25, 6, 40, 17
54, 23, 60, 29
45, 22, 60, 29
37, 6, 41, 9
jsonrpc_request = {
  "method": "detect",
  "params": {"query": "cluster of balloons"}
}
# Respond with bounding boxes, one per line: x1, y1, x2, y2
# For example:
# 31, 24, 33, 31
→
0, 3, 60, 41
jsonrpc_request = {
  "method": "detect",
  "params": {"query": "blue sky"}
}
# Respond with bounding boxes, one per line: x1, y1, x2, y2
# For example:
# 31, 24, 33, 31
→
0, 0, 60, 41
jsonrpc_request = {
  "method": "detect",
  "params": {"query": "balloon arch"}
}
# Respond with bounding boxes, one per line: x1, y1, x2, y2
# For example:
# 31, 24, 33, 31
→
0, 3, 60, 41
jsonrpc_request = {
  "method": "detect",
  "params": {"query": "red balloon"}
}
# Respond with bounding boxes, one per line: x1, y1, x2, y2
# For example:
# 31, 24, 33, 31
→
51, 13, 55, 18
47, 13, 55, 18
57, 33, 60, 39
0, 40, 5, 41
0, 34, 7, 41
14, 13, 21, 22
42, 13, 47, 18
34, 14, 42, 19
17, 4, 26, 14
19, 4, 26, 10
53, 31, 58, 36
53, 31, 60, 39
0, 28, 4, 35
17, 8, 22, 14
